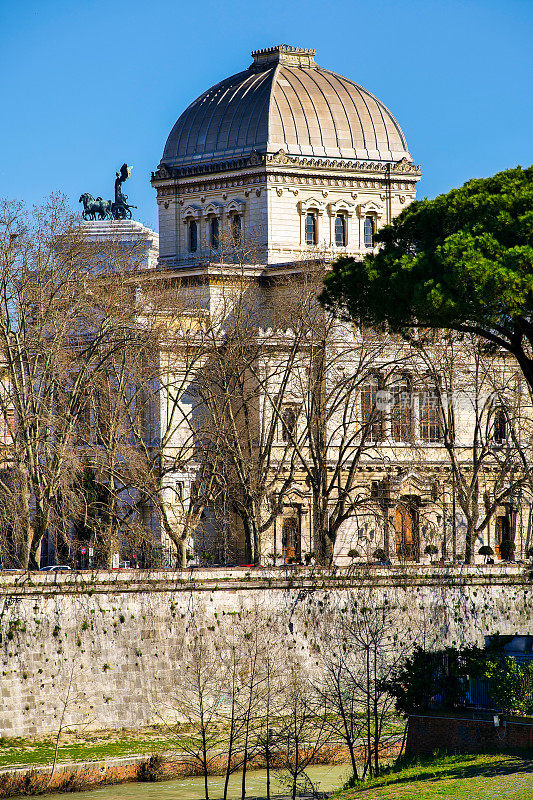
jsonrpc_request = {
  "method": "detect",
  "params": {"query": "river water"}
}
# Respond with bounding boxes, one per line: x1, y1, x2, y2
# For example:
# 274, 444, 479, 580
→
37, 764, 351, 800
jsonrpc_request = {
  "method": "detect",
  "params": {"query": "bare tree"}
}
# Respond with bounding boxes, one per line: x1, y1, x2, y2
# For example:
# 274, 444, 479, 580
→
0, 196, 158, 567
274, 664, 330, 800
410, 330, 530, 563
256, 268, 411, 564
312, 590, 418, 781
156, 622, 225, 800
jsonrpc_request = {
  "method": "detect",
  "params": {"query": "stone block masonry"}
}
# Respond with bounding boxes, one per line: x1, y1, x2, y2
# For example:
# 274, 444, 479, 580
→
0, 565, 531, 737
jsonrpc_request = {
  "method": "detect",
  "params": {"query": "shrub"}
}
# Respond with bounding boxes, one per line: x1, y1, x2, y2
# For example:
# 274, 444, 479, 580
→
486, 657, 533, 714
138, 754, 165, 782
385, 645, 489, 714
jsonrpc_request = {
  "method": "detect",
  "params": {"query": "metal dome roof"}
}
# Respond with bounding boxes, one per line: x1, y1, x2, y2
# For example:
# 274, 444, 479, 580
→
161, 45, 412, 168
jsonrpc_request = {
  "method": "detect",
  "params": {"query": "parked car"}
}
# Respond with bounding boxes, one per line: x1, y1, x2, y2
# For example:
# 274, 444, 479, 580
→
39, 565, 72, 572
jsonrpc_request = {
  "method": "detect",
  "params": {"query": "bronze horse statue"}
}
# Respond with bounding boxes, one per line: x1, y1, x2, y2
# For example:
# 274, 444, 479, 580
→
79, 193, 113, 221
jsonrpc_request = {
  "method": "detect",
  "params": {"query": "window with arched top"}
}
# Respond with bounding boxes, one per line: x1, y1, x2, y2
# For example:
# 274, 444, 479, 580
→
364, 215, 375, 248
493, 407, 507, 444
209, 217, 219, 249
305, 212, 318, 245
335, 214, 347, 247
231, 214, 242, 245
419, 389, 442, 442
391, 374, 412, 442
188, 219, 198, 253
361, 373, 383, 442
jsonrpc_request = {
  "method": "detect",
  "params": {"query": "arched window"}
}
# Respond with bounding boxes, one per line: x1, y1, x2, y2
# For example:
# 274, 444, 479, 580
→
364, 216, 375, 248
231, 214, 241, 245
305, 212, 317, 245
280, 405, 298, 442
361, 373, 383, 442
188, 219, 197, 253
419, 389, 442, 442
493, 408, 507, 444
391, 374, 412, 442
335, 214, 347, 247
209, 217, 219, 249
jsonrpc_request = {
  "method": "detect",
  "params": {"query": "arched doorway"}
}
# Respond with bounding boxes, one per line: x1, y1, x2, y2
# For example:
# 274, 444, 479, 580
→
282, 518, 299, 563
395, 502, 419, 561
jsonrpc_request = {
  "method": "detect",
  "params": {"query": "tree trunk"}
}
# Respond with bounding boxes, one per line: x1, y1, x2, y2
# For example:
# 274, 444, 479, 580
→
179, 536, 187, 569
313, 492, 333, 565
464, 520, 475, 564
29, 504, 51, 570
18, 465, 33, 569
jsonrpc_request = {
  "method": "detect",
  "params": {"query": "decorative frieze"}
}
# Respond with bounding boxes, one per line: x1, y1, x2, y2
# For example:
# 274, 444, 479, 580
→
152, 151, 421, 186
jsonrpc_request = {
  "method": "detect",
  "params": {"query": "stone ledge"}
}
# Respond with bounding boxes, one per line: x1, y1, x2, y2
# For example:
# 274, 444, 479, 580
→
0, 564, 529, 598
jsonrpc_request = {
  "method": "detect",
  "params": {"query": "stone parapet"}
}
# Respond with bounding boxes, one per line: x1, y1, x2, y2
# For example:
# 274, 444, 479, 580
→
0, 563, 528, 596
0, 566, 531, 737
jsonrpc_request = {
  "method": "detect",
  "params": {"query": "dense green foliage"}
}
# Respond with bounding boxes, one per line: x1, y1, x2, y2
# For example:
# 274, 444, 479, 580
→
384, 638, 533, 715
385, 645, 488, 714
486, 658, 533, 715
321, 166, 533, 388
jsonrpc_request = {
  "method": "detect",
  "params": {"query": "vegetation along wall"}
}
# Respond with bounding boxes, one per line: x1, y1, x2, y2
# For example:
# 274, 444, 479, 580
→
0, 566, 531, 737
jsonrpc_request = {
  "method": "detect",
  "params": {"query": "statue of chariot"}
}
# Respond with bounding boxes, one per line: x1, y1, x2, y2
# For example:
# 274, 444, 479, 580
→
79, 163, 137, 221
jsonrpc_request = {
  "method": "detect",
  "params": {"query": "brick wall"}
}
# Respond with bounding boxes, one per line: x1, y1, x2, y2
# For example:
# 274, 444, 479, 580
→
406, 713, 533, 756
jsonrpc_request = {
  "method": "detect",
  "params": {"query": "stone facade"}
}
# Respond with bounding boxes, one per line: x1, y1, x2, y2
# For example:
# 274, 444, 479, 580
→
140, 45, 533, 569
0, 568, 531, 737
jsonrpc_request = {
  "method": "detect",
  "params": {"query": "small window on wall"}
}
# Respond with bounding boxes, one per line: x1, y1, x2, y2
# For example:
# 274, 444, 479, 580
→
188, 219, 198, 253
335, 214, 347, 247
364, 215, 375, 248
231, 214, 242, 245
305, 212, 317, 245
209, 217, 219, 249
280, 405, 298, 442
493, 408, 507, 444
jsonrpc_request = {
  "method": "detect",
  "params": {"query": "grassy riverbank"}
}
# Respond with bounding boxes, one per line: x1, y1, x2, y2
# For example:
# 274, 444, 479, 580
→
335, 752, 533, 799
0, 719, 405, 770
0, 727, 183, 768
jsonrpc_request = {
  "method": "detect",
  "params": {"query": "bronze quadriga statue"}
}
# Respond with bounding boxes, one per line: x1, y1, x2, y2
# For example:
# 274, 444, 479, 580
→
79, 163, 137, 221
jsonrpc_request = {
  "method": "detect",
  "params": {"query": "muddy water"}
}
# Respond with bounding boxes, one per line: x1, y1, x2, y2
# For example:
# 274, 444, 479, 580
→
37, 764, 351, 800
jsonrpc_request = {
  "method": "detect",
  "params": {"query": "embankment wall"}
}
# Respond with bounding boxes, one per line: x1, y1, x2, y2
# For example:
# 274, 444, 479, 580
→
0, 565, 531, 737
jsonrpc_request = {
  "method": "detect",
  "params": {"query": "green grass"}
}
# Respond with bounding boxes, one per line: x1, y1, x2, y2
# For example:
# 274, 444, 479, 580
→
335, 752, 533, 799
0, 727, 185, 768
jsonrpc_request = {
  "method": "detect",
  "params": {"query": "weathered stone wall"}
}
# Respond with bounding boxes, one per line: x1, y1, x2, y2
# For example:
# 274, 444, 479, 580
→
0, 565, 531, 737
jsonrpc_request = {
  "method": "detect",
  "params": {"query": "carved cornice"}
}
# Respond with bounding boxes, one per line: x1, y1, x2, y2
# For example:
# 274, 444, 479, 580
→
155, 171, 418, 200
151, 150, 422, 185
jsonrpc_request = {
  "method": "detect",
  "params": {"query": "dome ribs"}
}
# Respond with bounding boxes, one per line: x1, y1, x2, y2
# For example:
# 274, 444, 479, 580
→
278, 67, 326, 155
224, 69, 273, 153
159, 46, 413, 169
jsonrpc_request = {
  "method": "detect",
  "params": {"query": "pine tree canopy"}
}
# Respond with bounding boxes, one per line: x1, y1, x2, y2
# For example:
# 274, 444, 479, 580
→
321, 165, 533, 388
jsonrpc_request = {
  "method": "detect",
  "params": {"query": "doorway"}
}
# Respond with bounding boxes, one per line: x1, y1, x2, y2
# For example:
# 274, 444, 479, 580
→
495, 515, 512, 560
282, 518, 299, 563
395, 502, 419, 561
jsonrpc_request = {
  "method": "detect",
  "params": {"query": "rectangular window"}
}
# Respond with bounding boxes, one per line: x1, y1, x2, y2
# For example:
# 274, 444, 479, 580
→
280, 404, 298, 442
335, 214, 346, 247
361, 377, 383, 442
419, 390, 442, 442
391, 377, 412, 442
305, 212, 317, 245
364, 216, 375, 248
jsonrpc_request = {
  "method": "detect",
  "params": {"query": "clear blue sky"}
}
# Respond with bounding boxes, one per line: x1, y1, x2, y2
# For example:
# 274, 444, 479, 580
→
1, 0, 531, 231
